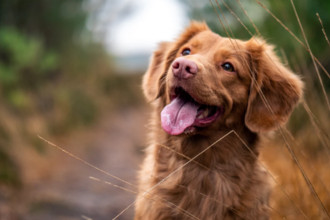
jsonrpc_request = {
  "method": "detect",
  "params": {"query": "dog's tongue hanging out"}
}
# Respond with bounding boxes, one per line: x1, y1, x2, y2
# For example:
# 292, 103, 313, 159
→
161, 96, 199, 135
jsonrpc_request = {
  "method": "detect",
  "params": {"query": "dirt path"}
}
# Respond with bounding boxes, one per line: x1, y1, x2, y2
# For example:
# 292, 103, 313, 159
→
19, 106, 149, 220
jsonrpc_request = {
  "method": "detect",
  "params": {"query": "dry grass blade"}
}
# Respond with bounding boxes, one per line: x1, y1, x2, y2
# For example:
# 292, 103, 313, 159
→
209, 0, 231, 39
219, 0, 254, 36
235, 0, 261, 36
256, 81, 329, 218
280, 24, 330, 215
279, 126, 330, 218
255, 0, 330, 79
81, 215, 93, 220
290, 0, 330, 112
211, 0, 246, 63
89, 176, 137, 194
316, 13, 330, 47
302, 101, 330, 155
112, 202, 135, 220
37, 135, 135, 188
281, 128, 330, 199
279, 48, 289, 66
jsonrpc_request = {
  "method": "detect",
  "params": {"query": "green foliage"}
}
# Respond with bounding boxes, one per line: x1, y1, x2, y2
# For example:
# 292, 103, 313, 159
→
0, 28, 58, 109
0, 0, 88, 50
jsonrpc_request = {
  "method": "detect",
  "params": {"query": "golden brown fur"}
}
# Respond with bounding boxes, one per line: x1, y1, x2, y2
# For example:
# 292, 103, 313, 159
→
135, 22, 303, 219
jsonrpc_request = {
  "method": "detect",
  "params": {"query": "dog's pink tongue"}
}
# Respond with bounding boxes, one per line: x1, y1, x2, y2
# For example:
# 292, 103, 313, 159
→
161, 97, 198, 135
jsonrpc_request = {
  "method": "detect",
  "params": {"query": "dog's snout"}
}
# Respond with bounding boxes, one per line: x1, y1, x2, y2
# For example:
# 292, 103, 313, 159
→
172, 58, 198, 79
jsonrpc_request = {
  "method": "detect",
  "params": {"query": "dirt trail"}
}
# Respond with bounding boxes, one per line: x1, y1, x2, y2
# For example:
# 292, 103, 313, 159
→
18, 106, 149, 220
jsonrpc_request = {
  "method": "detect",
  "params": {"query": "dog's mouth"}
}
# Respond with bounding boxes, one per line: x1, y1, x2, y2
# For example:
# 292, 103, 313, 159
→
161, 87, 223, 135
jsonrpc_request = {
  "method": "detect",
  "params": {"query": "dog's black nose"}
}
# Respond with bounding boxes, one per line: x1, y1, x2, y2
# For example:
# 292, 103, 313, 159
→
172, 57, 198, 79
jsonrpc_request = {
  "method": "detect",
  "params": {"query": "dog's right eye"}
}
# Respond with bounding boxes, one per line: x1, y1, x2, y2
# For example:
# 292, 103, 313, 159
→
221, 62, 235, 72
181, 48, 191, 56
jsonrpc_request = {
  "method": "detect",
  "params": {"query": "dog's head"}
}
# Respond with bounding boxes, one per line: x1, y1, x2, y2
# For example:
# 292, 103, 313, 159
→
143, 22, 303, 136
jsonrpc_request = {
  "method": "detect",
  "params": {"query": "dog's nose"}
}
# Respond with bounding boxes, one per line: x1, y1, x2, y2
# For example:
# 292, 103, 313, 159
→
172, 58, 198, 79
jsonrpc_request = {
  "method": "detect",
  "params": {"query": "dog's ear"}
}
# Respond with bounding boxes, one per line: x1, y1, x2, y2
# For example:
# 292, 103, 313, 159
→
245, 38, 303, 132
142, 21, 210, 102
142, 42, 172, 102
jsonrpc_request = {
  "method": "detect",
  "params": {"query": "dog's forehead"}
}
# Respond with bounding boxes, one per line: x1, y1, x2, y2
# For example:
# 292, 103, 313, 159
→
189, 31, 245, 52
189, 31, 219, 47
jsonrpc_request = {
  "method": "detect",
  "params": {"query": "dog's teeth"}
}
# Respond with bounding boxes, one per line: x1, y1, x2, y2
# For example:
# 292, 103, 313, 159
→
198, 108, 209, 119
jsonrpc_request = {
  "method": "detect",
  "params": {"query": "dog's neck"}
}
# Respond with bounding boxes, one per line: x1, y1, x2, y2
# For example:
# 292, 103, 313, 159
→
167, 128, 258, 168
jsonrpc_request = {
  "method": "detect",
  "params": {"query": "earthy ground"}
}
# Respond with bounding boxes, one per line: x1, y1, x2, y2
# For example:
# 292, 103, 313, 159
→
7, 106, 149, 220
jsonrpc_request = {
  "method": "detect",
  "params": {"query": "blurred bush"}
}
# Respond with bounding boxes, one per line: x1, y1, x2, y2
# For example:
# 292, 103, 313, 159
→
0, 28, 58, 110
0, 0, 143, 188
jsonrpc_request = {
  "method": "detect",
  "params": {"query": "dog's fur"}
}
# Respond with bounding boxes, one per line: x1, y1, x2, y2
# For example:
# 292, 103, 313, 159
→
135, 22, 303, 219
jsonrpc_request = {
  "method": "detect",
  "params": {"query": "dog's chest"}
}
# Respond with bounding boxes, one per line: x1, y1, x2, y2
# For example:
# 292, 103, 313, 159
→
155, 164, 246, 218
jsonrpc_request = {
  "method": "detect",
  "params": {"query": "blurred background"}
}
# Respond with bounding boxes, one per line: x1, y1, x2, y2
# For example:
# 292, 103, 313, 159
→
0, 0, 329, 219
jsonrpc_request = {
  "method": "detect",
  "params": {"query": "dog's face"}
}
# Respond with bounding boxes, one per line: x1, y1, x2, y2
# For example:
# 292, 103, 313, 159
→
143, 22, 303, 136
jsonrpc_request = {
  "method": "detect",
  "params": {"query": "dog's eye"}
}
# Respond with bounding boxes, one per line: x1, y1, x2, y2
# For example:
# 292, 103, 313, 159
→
181, 48, 191, 56
221, 62, 235, 72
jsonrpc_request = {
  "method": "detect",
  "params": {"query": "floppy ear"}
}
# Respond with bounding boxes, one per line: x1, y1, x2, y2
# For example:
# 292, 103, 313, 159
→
142, 42, 172, 102
245, 38, 303, 132
142, 21, 210, 102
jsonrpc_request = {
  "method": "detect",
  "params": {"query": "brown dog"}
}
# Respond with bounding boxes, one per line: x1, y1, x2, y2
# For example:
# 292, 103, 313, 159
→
135, 22, 303, 219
